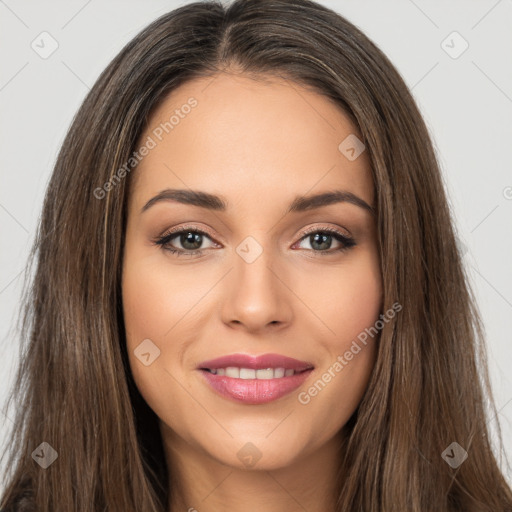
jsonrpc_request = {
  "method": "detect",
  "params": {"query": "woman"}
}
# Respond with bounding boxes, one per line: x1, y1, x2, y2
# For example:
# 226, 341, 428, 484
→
1, 0, 511, 510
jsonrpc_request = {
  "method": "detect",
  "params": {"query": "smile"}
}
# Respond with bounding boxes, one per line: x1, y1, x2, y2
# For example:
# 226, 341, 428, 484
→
204, 367, 297, 378
197, 353, 315, 404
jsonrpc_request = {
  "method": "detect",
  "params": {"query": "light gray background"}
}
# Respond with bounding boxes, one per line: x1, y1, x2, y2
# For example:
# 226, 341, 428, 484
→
1, 0, 511, 487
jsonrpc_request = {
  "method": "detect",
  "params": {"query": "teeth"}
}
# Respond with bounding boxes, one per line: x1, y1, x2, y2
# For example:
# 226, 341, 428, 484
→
208, 366, 297, 379
240, 368, 256, 379
256, 368, 274, 379
226, 367, 240, 378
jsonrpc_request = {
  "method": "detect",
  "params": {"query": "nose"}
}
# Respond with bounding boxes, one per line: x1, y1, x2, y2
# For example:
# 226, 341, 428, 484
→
220, 245, 293, 334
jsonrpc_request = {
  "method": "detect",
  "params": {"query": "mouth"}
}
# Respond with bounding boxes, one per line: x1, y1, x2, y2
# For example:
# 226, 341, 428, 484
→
197, 353, 315, 404
200, 367, 309, 378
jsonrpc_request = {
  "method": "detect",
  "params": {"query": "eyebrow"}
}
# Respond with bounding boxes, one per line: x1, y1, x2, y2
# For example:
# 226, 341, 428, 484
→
140, 188, 375, 215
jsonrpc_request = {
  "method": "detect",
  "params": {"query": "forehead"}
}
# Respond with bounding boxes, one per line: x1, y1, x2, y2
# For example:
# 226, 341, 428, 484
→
129, 72, 373, 212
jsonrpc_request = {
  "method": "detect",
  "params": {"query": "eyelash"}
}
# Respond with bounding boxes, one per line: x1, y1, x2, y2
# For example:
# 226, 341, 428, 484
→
153, 225, 356, 257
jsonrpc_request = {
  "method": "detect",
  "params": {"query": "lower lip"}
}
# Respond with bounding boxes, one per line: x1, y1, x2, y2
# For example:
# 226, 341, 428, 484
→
198, 369, 314, 404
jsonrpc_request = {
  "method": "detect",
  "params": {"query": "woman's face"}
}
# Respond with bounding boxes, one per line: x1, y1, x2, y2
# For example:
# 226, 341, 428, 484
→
122, 72, 382, 471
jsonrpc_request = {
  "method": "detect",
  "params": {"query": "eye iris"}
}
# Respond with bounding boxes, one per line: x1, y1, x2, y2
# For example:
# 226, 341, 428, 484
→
310, 233, 332, 251
181, 232, 202, 250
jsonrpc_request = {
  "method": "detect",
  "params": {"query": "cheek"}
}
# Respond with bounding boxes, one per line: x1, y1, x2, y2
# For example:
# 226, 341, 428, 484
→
121, 248, 215, 417
296, 249, 382, 402
121, 251, 182, 402
122, 264, 172, 340
122, 250, 204, 341
293, 254, 382, 439
297, 249, 382, 346
337, 258, 382, 340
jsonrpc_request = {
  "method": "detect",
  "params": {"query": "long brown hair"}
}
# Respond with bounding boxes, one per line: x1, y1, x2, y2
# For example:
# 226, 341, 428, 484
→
1, 0, 511, 510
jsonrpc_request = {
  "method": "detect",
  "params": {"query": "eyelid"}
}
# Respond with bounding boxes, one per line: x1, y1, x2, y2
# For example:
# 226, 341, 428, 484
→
298, 224, 352, 239
160, 224, 220, 242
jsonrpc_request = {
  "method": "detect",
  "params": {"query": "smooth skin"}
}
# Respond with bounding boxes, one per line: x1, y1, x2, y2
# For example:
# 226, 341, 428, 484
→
122, 71, 383, 512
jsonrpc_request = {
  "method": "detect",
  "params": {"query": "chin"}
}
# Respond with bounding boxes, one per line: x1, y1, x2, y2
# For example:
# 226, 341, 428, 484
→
202, 434, 307, 471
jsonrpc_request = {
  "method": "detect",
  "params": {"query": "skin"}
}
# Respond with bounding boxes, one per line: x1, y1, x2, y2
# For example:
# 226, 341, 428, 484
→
122, 71, 383, 512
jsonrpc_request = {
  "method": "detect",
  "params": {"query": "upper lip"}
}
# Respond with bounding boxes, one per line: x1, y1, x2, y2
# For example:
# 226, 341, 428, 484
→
197, 353, 314, 372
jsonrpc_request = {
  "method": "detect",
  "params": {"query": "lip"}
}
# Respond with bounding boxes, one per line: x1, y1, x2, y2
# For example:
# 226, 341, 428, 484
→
197, 353, 314, 372
197, 353, 315, 405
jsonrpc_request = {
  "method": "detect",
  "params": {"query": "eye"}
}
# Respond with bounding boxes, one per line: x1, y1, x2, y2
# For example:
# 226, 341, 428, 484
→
153, 226, 218, 257
153, 225, 356, 257
294, 227, 356, 255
